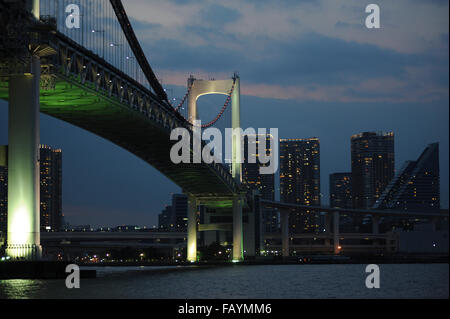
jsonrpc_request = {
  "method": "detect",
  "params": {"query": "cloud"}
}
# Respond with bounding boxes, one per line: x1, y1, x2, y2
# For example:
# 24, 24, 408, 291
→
123, 0, 448, 103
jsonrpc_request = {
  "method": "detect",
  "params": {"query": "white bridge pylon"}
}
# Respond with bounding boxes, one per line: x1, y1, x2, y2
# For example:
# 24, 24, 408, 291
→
187, 74, 241, 183
186, 74, 244, 262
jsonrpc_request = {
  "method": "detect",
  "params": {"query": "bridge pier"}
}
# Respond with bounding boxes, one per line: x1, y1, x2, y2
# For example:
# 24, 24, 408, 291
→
232, 195, 244, 261
333, 211, 340, 255
372, 215, 380, 234
187, 195, 197, 262
280, 209, 289, 258
5, 55, 42, 260
324, 212, 332, 247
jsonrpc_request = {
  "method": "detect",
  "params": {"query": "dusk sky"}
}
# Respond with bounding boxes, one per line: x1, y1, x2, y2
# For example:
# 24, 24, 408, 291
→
0, 0, 448, 227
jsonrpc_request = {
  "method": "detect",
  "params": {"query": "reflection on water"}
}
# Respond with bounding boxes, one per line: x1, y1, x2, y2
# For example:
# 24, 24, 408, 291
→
0, 264, 448, 299
0, 279, 48, 299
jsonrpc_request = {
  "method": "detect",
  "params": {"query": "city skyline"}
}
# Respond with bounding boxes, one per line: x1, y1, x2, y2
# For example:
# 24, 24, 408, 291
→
0, 0, 448, 228
0, 113, 446, 229
0, 144, 63, 232
0, 0, 448, 302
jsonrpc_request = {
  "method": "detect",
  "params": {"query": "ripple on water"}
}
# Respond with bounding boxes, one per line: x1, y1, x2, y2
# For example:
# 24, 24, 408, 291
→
0, 264, 448, 299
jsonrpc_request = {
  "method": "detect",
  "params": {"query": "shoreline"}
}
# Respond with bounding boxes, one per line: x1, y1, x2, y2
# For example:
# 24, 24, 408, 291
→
0, 255, 447, 279
75, 253, 449, 267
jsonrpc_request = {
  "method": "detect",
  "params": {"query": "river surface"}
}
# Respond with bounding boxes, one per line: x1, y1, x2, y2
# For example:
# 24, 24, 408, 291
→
0, 264, 448, 299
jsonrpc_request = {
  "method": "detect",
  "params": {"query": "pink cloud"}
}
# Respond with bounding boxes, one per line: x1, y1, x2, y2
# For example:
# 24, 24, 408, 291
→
157, 70, 449, 103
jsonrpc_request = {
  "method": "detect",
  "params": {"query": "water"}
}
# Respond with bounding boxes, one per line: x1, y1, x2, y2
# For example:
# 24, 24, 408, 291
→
0, 264, 448, 299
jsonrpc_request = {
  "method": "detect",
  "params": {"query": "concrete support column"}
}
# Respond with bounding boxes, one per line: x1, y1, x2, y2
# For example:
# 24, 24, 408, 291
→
252, 192, 263, 256
431, 217, 439, 232
324, 212, 332, 247
231, 75, 241, 184
26, 0, 39, 19
6, 56, 42, 260
187, 76, 197, 124
187, 195, 197, 262
333, 211, 340, 255
232, 194, 243, 261
280, 209, 289, 258
372, 215, 380, 234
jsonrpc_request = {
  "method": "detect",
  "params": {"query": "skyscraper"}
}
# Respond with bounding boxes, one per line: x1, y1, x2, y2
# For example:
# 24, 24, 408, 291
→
158, 205, 173, 231
373, 143, 440, 212
329, 173, 352, 209
158, 194, 188, 232
39, 145, 63, 231
351, 132, 394, 209
242, 134, 276, 232
172, 193, 188, 232
0, 145, 63, 233
280, 138, 320, 233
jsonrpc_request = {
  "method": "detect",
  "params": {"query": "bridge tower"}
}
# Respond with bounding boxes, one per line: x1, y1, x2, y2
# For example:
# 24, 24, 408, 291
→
186, 74, 244, 262
5, 0, 42, 260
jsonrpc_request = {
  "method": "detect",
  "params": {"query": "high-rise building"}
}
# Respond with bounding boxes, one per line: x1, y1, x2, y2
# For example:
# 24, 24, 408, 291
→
280, 138, 320, 233
242, 134, 276, 232
39, 145, 63, 231
158, 205, 173, 231
172, 193, 188, 232
158, 194, 188, 232
351, 132, 394, 209
0, 145, 63, 233
329, 173, 352, 209
373, 143, 440, 212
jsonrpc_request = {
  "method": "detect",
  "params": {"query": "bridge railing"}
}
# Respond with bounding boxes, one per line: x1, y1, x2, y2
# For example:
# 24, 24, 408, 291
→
0, 0, 239, 195
39, 0, 155, 95
45, 33, 238, 193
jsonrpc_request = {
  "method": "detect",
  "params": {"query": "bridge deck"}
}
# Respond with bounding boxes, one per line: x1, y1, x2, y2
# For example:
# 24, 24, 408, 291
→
0, 9, 238, 201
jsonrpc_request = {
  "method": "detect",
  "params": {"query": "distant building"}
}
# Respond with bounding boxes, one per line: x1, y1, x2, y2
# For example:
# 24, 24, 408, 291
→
280, 138, 320, 233
351, 132, 395, 209
0, 144, 63, 233
242, 134, 276, 233
115, 225, 141, 232
158, 194, 188, 232
172, 194, 188, 232
329, 173, 352, 209
39, 145, 63, 232
158, 205, 173, 231
373, 143, 440, 212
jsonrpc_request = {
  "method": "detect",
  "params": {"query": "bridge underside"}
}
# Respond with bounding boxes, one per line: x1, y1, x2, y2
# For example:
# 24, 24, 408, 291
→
0, 75, 235, 200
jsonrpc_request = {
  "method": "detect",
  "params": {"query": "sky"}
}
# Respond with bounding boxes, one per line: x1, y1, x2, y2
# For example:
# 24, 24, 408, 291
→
0, 0, 448, 227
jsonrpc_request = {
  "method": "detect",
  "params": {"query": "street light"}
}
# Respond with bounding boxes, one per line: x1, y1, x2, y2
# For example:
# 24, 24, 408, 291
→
91, 29, 105, 58
109, 43, 124, 71
125, 56, 137, 81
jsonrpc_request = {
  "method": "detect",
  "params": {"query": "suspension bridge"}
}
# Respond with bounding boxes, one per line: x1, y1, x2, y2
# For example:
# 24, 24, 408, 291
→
0, 0, 447, 263
0, 0, 247, 262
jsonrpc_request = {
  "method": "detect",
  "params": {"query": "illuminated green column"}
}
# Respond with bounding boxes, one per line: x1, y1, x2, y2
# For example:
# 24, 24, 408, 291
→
231, 76, 243, 262
231, 75, 241, 184
232, 194, 243, 261
5, 55, 42, 260
26, 0, 40, 19
187, 195, 197, 262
